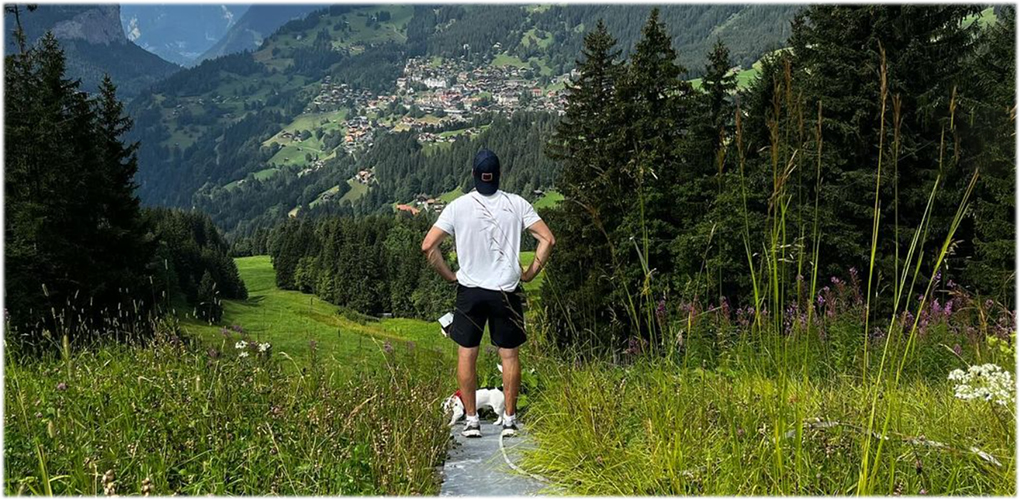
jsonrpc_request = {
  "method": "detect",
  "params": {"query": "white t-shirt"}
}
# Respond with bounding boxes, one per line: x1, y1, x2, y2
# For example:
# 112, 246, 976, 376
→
433, 190, 542, 292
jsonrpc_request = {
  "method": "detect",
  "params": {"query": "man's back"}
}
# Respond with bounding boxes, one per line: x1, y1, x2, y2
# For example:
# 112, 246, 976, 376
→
434, 190, 541, 292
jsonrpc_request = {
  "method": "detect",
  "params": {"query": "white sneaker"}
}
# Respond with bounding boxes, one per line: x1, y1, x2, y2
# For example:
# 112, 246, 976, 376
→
462, 420, 482, 438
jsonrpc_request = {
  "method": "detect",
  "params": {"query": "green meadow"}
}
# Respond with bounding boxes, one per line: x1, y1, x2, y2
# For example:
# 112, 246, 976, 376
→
180, 256, 455, 364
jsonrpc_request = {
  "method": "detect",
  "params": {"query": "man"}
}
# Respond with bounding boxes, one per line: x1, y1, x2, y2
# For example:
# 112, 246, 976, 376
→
421, 149, 555, 438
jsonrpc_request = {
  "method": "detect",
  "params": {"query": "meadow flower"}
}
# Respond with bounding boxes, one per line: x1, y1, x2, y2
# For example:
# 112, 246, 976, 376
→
101, 469, 116, 496
258, 342, 271, 353
383, 341, 393, 353
948, 363, 1014, 406
238, 350, 249, 358
56, 382, 67, 391
235, 340, 248, 350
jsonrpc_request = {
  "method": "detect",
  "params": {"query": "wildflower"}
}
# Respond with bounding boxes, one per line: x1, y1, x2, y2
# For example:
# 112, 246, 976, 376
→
207, 348, 220, 359
948, 364, 1014, 406
102, 469, 116, 496
141, 477, 153, 496
952, 344, 962, 357
231, 324, 244, 333
258, 342, 271, 353
56, 382, 67, 392
238, 350, 249, 358
235, 340, 248, 350
383, 341, 393, 354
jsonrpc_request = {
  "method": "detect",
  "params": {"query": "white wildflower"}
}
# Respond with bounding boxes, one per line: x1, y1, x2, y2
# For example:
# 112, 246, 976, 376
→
235, 340, 248, 350
238, 350, 249, 358
258, 342, 271, 353
948, 363, 1014, 406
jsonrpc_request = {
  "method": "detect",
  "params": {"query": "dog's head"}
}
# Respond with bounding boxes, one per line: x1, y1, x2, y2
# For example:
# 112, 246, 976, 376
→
442, 391, 463, 412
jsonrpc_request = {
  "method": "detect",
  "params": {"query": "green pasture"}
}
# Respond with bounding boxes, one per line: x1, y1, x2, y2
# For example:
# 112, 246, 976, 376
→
180, 256, 455, 364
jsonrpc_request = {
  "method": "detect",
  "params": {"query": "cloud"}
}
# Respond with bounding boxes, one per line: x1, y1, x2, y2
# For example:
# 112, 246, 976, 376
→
126, 17, 141, 41
221, 5, 236, 27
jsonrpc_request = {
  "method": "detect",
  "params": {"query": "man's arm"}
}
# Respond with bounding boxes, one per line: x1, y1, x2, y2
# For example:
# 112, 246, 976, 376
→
521, 220, 555, 282
421, 226, 457, 282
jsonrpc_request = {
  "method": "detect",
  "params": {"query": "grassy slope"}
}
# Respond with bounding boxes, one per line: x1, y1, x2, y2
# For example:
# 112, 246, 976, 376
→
180, 253, 546, 360
180, 256, 453, 364
339, 179, 369, 204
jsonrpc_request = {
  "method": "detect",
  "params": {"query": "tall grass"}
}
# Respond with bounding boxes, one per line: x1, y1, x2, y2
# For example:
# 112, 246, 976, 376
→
523, 48, 1015, 495
4, 318, 450, 495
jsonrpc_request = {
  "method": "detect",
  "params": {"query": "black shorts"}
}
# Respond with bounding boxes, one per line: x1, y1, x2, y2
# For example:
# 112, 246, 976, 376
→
451, 284, 527, 349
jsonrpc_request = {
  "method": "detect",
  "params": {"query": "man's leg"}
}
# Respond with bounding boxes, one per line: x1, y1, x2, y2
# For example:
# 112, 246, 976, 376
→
499, 347, 521, 416
457, 345, 479, 416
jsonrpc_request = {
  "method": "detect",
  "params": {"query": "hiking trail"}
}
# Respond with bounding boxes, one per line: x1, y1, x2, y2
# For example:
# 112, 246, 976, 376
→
439, 419, 557, 496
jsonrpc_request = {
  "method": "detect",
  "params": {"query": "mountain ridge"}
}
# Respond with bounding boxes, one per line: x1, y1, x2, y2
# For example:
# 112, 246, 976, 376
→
3, 4, 179, 97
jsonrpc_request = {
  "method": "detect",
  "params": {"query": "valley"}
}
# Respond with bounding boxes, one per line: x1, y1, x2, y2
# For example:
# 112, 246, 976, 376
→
123, 4, 800, 237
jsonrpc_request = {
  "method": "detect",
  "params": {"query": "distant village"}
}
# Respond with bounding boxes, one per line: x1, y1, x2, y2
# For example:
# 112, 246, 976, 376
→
302, 53, 572, 153
283, 51, 573, 217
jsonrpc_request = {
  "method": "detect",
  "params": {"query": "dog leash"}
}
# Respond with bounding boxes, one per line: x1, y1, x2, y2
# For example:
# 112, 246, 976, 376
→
499, 432, 552, 484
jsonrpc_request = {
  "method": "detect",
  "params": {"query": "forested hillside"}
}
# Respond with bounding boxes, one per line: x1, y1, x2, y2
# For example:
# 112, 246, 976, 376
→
127, 4, 798, 238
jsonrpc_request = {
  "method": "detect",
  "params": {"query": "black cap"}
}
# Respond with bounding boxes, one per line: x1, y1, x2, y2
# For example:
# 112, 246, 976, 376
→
472, 149, 500, 195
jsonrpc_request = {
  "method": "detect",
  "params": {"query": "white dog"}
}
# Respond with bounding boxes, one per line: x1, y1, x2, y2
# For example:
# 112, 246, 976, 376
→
443, 388, 506, 426
442, 364, 506, 426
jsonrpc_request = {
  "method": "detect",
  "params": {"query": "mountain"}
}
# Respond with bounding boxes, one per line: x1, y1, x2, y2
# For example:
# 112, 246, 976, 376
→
196, 4, 319, 63
120, 4, 250, 66
3, 4, 179, 97
127, 4, 800, 237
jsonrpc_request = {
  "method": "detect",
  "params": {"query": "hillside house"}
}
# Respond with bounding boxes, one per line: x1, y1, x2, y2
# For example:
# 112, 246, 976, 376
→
396, 204, 420, 216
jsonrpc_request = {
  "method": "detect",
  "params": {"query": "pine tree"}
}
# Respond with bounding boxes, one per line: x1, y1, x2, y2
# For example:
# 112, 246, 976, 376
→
700, 40, 738, 146
94, 75, 152, 300
959, 7, 1016, 302
786, 5, 983, 309
4, 30, 155, 335
614, 8, 693, 337
541, 19, 628, 348
671, 40, 740, 299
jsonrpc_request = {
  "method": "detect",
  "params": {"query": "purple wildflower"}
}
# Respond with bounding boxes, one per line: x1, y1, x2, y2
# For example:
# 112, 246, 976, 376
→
383, 341, 393, 354
56, 382, 67, 392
